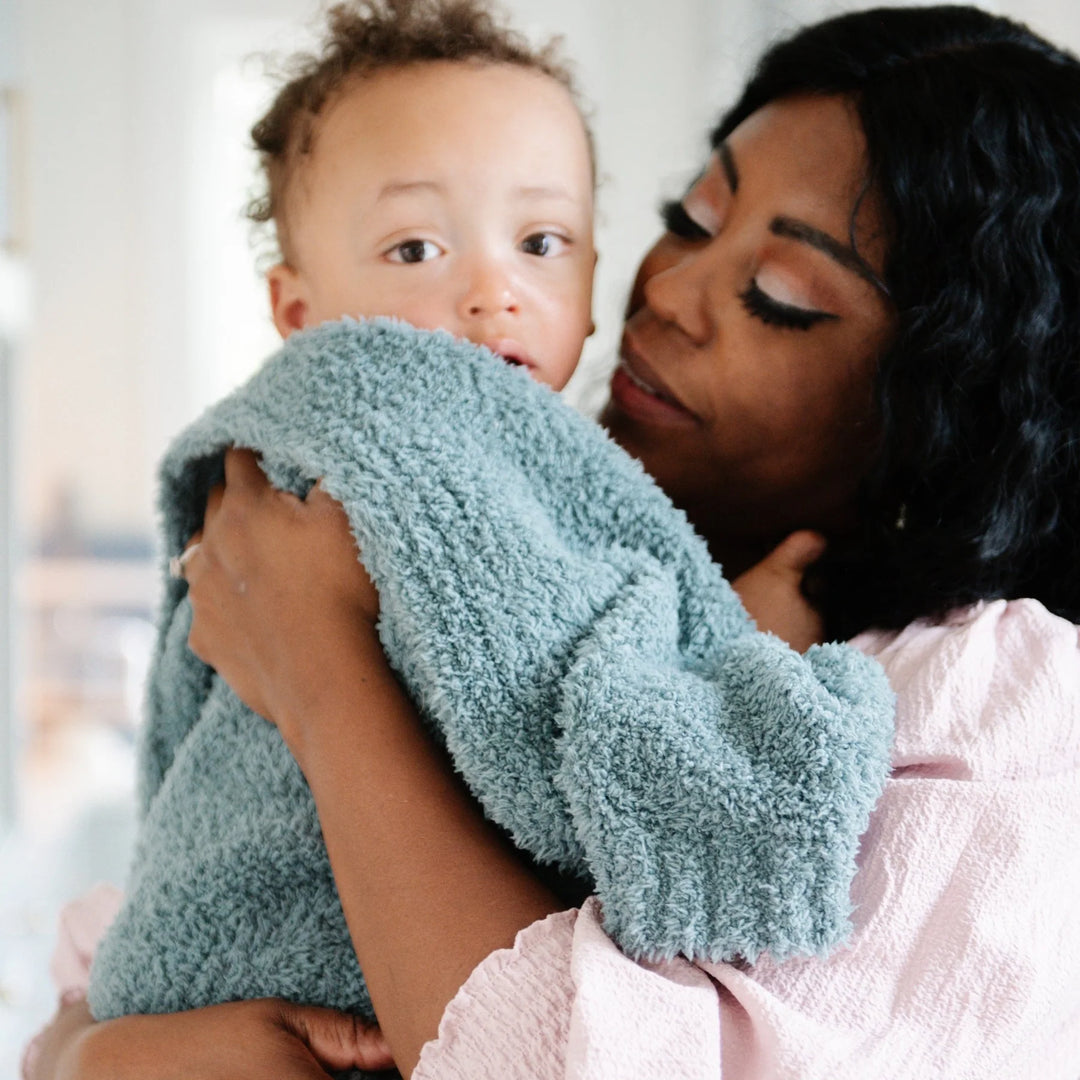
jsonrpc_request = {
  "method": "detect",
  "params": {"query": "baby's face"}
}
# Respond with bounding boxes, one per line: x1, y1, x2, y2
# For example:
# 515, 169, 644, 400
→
270, 61, 596, 391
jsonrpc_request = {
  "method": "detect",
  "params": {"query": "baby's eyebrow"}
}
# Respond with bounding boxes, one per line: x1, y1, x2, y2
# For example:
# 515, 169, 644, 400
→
376, 180, 444, 201
375, 180, 580, 204
515, 184, 576, 202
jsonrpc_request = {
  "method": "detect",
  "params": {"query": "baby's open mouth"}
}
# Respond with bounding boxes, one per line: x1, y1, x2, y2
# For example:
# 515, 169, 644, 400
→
485, 338, 534, 370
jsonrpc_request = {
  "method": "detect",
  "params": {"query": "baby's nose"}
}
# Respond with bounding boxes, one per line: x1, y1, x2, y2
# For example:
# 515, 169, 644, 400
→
467, 295, 518, 316
461, 262, 520, 317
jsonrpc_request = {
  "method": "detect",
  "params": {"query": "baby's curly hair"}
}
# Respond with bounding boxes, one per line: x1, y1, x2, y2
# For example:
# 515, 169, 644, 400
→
248, 0, 589, 264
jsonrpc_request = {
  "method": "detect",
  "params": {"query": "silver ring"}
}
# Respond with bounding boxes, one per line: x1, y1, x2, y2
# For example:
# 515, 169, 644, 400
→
168, 542, 202, 581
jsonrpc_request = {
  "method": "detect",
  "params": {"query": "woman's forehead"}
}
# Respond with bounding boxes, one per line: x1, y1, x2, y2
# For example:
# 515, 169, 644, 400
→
729, 97, 863, 193
719, 94, 887, 274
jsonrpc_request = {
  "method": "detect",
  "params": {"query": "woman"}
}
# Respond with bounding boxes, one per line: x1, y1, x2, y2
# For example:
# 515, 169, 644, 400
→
28, 5, 1080, 1077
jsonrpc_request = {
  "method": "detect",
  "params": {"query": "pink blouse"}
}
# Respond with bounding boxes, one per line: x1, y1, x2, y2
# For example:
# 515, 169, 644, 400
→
27, 600, 1080, 1079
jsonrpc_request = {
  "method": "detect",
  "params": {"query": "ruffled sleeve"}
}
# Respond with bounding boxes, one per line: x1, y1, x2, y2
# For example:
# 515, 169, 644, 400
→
417, 601, 1080, 1079
414, 899, 722, 1080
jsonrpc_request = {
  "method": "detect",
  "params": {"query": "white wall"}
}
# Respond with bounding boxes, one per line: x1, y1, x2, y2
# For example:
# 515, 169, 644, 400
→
21, 0, 143, 540
0, 0, 24, 831
17, 0, 1080, 546
17, 0, 737, 545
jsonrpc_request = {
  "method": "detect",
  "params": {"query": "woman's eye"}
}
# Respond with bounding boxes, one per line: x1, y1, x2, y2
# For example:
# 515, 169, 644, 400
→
660, 199, 712, 241
738, 281, 838, 331
520, 232, 568, 257
386, 239, 443, 264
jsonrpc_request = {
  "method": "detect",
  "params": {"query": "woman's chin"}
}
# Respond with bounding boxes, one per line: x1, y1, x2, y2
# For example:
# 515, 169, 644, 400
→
601, 397, 685, 488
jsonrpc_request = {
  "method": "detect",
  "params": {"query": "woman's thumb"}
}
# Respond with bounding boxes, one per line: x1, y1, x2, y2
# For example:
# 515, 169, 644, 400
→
277, 1002, 395, 1072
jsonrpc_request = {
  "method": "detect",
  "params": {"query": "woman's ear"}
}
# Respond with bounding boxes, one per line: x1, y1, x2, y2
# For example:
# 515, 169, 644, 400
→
267, 263, 310, 338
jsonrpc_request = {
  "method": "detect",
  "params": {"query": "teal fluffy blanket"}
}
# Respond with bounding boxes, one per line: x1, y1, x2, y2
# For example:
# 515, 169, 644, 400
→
89, 319, 894, 1024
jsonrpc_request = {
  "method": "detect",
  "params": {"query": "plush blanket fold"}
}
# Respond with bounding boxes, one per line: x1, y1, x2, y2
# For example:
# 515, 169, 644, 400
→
88, 318, 894, 1025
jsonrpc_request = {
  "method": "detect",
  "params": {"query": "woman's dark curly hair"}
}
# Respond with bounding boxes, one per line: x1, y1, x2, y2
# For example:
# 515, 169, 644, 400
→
713, 5, 1080, 638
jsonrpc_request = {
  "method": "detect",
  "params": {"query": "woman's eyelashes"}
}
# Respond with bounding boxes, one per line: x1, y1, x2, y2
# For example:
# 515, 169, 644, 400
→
659, 194, 839, 331
660, 199, 712, 241
739, 281, 838, 331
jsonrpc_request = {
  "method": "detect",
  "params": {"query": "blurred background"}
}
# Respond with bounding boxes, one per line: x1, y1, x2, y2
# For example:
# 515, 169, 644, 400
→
2, 0, 1079, 1068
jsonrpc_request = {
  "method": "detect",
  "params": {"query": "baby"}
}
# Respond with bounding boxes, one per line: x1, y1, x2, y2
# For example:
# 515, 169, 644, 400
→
89, 0, 894, 1036
255, 0, 595, 393
93, 0, 598, 1023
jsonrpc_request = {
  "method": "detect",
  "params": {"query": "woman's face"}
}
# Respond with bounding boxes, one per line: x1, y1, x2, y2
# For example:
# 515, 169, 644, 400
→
602, 94, 894, 549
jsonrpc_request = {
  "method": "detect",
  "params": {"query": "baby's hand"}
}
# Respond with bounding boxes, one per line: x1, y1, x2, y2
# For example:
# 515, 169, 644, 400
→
732, 531, 827, 653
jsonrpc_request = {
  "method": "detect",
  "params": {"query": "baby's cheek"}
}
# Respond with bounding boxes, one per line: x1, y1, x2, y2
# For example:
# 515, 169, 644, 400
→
545, 332, 588, 392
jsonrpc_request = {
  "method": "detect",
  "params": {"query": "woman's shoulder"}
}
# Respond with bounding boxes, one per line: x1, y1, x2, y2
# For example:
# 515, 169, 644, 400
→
850, 598, 1080, 780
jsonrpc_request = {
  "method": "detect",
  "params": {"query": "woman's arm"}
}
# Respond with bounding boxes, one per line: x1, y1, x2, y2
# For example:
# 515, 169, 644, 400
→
271, 633, 563, 1075
28, 997, 394, 1080
184, 449, 563, 1077
24, 885, 394, 1080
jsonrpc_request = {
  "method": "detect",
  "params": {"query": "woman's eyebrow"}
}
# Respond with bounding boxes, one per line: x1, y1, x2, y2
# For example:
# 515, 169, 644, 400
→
770, 216, 882, 289
718, 143, 739, 193
711, 138, 888, 294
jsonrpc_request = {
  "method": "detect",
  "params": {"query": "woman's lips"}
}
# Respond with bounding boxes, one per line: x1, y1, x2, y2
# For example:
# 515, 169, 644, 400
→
609, 342, 698, 425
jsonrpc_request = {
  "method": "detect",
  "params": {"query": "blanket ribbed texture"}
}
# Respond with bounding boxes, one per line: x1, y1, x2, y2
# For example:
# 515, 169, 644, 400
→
89, 319, 894, 1027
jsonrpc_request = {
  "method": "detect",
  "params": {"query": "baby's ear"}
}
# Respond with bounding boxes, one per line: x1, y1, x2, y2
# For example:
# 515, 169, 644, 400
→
267, 263, 310, 338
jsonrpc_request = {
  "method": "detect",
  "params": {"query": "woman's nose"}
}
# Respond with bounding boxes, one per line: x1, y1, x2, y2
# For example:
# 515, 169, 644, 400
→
459, 259, 520, 318
641, 249, 714, 346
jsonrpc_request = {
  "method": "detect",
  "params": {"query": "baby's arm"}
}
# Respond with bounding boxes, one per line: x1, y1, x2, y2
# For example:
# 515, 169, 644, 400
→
731, 530, 827, 651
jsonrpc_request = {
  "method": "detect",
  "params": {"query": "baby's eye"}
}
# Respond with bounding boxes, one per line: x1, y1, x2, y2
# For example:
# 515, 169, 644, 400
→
386, 239, 443, 264
520, 232, 568, 257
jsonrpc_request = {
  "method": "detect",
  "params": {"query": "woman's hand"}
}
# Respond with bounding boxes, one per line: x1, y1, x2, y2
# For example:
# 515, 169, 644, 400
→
732, 531, 827, 652
27, 996, 392, 1080
184, 446, 384, 748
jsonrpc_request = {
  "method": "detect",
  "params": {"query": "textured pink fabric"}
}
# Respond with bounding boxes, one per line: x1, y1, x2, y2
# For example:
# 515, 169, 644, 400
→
49, 882, 123, 995
416, 600, 1080, 1079
28, 600, 1080, 1079
415, 909, 576, 1079
21, 883, 123, 1079
412, 899, 724, 1079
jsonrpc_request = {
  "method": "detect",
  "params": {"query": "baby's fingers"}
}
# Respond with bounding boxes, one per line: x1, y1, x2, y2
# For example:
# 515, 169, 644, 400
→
758, 530, 827, 580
